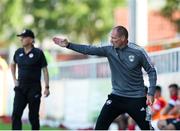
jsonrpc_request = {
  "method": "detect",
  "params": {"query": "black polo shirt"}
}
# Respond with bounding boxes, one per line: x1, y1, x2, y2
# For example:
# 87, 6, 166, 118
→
13, 47, 47, 84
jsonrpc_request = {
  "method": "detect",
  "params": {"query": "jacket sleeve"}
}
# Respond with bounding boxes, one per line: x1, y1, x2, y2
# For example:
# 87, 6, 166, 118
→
141, 49, 157, 96
67, 42, 108, 57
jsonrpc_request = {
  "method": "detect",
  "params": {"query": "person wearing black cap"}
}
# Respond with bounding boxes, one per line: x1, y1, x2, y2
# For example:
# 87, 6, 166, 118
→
11, 29, 50, 130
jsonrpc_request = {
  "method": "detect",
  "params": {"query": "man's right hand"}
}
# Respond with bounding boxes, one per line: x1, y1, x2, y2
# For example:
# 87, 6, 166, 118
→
14, 79, 19, 87
52, 37, 69, 47
146, 95, 154, 106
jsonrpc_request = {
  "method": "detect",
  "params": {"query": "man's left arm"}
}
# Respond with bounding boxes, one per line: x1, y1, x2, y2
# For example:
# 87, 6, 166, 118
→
43, 67, 50, 97
40, 51, 50, 97
141, 49, 157, 105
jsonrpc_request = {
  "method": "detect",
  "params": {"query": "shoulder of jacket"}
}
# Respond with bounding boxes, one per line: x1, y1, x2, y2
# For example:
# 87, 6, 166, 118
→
34, 47, 43, 53
99, 44, 112, 48
17, 47, 23, 51
15, 48, 23, 53
128, 42, 143, 50
127, 42, 145, 53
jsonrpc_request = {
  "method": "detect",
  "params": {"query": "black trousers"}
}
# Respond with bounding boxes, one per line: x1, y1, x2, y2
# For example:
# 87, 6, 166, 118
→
12, 85, 41, 130
95, 94, 150, 130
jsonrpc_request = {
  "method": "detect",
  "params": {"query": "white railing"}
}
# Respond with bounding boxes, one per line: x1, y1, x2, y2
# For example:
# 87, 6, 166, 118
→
150, 47, 180, 74
48, 47, 180, 79
49, 57, 111, 79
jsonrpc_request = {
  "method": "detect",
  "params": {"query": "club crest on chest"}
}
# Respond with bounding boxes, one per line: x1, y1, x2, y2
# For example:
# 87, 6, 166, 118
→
128, 55, 135, 62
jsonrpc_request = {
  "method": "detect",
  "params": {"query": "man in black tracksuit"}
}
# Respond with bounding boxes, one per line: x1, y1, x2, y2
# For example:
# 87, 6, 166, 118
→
52, 26, 157, 130
11, 29, 50, 130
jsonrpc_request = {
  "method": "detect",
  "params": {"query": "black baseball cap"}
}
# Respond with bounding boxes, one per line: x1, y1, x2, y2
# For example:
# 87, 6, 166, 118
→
17, 29, 35, 38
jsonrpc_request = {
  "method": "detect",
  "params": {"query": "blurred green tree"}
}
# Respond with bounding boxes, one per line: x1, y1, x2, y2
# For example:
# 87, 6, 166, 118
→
161, 0, 180, 32
0, 0, 126, 46
0, 0, 24, 47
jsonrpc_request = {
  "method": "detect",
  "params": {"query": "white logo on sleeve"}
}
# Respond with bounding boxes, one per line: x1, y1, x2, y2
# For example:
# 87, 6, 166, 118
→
29, 53, 34, 58
129, 55, 135, 62
19, 53, 23, 57
106, 100, 112, 105
34, 94, 39, 98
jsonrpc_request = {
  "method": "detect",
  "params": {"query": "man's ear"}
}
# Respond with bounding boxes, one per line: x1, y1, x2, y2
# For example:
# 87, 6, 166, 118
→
120, 36, 126, 41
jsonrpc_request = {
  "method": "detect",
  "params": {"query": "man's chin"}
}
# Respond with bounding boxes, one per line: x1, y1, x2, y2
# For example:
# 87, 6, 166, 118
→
114, 45, 119, 48
22, 44, 30, 47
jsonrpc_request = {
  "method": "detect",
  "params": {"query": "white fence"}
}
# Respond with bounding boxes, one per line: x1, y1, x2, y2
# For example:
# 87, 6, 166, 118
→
49, 47, 180, 80
150, 47, 180, 74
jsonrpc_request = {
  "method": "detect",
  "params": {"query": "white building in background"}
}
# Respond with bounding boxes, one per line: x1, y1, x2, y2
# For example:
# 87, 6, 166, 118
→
129, 0, 148, 46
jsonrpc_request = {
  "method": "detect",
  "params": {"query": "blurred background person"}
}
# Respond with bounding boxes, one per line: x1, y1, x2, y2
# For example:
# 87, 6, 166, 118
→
11, 29, 50, 130
158, 87, 180, 130
151, 85, 167, 121
113, 114, 128, 130
150, 85, 167, 130
160, 83, 178, 119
